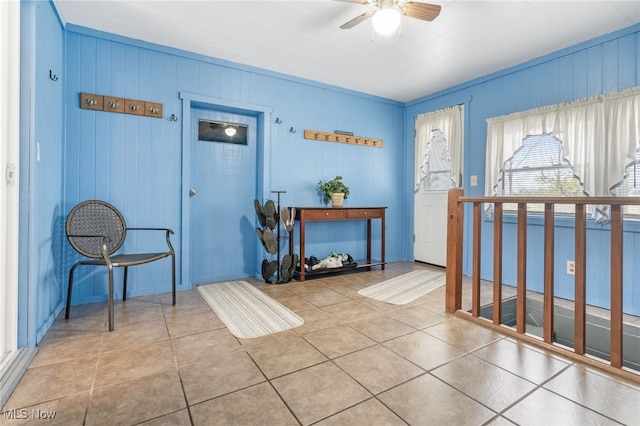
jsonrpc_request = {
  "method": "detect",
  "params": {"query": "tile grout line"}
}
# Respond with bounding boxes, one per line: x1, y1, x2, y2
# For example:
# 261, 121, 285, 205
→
163, 298, 196, 426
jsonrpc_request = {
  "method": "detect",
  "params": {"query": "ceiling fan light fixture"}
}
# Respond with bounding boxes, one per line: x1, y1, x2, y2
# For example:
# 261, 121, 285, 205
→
224, 126, 237, 137
372, 7, 401, 36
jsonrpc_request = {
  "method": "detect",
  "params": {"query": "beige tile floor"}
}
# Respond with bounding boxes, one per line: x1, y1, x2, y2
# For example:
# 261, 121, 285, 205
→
1, 262, 639, 425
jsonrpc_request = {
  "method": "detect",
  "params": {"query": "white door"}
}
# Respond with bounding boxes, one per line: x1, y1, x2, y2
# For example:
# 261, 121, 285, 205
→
414, 121, 462, 267
414, 189, 448, 266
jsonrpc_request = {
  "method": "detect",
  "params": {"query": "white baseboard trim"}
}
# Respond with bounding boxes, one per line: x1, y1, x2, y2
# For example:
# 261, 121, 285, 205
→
0, 348, 38, 409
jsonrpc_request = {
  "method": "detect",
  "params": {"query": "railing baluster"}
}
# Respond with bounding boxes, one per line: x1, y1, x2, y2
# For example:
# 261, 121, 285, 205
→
610, 204, 623, 368
543, 203, 555, 344
517, 202, 527, 334
575, 204, 587, 355
493, 202, 503, 325
446, 188, 464, 313
472, 202, 482, 317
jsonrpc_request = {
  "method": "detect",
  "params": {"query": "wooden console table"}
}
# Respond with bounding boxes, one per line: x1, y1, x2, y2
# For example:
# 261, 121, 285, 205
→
289, 207, 386, 282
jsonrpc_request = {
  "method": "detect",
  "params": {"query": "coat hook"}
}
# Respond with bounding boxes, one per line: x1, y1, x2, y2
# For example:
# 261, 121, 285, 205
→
289, 127, 296, 134
275, 117, 282, 124
49, 70, 58, 81
168, 114, 179, 122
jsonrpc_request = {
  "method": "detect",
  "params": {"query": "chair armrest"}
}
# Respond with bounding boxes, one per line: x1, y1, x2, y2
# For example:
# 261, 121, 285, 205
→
125, 228, 175, 254
127, 227, 175, 234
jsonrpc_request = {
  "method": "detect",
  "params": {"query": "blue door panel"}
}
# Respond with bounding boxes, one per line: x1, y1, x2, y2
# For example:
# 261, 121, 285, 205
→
189, 109, 257, 284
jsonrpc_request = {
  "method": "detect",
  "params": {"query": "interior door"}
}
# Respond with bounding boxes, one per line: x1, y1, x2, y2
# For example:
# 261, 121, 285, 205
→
189, 109, 257, 284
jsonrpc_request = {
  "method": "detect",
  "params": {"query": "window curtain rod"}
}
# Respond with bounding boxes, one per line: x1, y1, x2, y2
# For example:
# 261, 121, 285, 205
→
487, 86, 640, 125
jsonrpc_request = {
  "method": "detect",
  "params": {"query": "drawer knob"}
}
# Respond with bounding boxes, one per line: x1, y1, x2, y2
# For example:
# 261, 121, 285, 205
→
325, 212, 329, 216
363, 212, 367, 215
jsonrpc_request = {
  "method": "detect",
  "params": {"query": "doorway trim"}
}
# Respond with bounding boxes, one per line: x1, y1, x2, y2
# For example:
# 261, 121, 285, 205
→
179, 92, 272, 287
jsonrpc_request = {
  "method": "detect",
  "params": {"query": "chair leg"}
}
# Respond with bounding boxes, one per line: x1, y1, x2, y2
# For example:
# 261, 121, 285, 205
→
108, 264, 115, 331
66, 263, 80, 319
123, 266, 128, 301
171, 253, 176, 306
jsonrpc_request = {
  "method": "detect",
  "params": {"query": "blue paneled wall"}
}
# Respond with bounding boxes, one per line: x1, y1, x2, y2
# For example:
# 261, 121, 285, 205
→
19, 1, 65, 345
406, 24, 640, 315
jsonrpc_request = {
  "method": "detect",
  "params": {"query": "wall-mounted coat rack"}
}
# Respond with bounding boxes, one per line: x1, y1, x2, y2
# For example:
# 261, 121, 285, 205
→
80, 92, 163, 118
303, 129, 383, 148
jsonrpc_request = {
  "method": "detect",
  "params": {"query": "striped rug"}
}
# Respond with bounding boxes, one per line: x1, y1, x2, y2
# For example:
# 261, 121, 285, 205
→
197, 280, 304, 339
358, 270, 445, 305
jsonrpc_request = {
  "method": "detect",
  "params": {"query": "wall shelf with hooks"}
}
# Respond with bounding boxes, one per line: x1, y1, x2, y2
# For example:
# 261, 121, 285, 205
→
80, 92, 163, 118
303, 129, 383, 148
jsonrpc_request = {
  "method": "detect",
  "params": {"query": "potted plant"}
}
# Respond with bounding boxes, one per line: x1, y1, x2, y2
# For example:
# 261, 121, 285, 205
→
317, 176, 350, 208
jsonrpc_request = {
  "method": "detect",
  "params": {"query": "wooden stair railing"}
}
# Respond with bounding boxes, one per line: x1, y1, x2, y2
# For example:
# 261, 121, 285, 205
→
445, 188, 640, 383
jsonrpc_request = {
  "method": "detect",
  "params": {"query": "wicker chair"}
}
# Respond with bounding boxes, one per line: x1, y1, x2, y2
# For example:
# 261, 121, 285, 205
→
65, 200, 176, 331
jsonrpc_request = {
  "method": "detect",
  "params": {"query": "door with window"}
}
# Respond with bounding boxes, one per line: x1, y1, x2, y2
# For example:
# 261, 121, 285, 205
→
414, 106, 463, 266
189, 109, 257, 284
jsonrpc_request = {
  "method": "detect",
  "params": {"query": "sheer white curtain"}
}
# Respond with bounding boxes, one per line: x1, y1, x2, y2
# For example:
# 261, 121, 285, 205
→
414, 105, 463, 191
486, 87, 640, 219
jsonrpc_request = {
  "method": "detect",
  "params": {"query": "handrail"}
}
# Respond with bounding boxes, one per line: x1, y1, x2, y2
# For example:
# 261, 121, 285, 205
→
456, 195, 640, 205
445, 188, 640, 383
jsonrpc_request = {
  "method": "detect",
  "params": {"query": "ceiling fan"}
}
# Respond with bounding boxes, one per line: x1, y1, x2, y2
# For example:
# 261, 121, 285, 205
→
336, 0, 441, 33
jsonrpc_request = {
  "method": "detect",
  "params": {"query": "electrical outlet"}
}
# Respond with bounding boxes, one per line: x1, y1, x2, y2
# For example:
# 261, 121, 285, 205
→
470, 175, 478, 187
567, 260, 575, 275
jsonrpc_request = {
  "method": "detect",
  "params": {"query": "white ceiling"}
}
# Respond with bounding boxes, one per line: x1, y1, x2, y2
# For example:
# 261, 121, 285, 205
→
53, 0, 640, 102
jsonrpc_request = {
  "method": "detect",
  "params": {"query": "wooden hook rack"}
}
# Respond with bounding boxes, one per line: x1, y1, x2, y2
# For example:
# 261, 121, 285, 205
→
80, 92, 163, 119
303, 129, 383, 148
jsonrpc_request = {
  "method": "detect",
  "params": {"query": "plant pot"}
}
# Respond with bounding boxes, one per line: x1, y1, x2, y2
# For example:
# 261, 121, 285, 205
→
331, 193, 345, 208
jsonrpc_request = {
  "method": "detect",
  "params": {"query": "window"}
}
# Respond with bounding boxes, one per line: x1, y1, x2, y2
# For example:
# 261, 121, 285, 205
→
616, 148, 640, 216
415, 105, 464, 192
422, 129, 453, 191
198, 120, 248, 145
502, 134, 583, 197
501, 134, 583, 214
486, 87, 640, 221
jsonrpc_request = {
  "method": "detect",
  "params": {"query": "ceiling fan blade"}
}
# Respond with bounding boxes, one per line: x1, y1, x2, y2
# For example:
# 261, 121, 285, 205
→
333, 0, 372, 4
403, 2, 441, 22
340, 11, 374, 29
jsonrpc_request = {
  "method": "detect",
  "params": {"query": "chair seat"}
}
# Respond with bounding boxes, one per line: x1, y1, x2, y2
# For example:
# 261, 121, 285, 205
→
79, 252, 171, 267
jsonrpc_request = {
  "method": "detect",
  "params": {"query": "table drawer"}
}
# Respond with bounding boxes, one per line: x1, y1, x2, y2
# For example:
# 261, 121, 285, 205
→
306, 209, 346, 220
346, 209, 383, 219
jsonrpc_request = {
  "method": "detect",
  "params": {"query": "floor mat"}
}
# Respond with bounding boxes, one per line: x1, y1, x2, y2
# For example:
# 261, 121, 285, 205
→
197, 280, 304, 339
357, 270, 445, 305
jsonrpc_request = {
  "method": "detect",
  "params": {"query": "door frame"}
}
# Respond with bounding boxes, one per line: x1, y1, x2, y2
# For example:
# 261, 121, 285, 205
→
179, 92, 272, 288
1, 0, 20, 376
